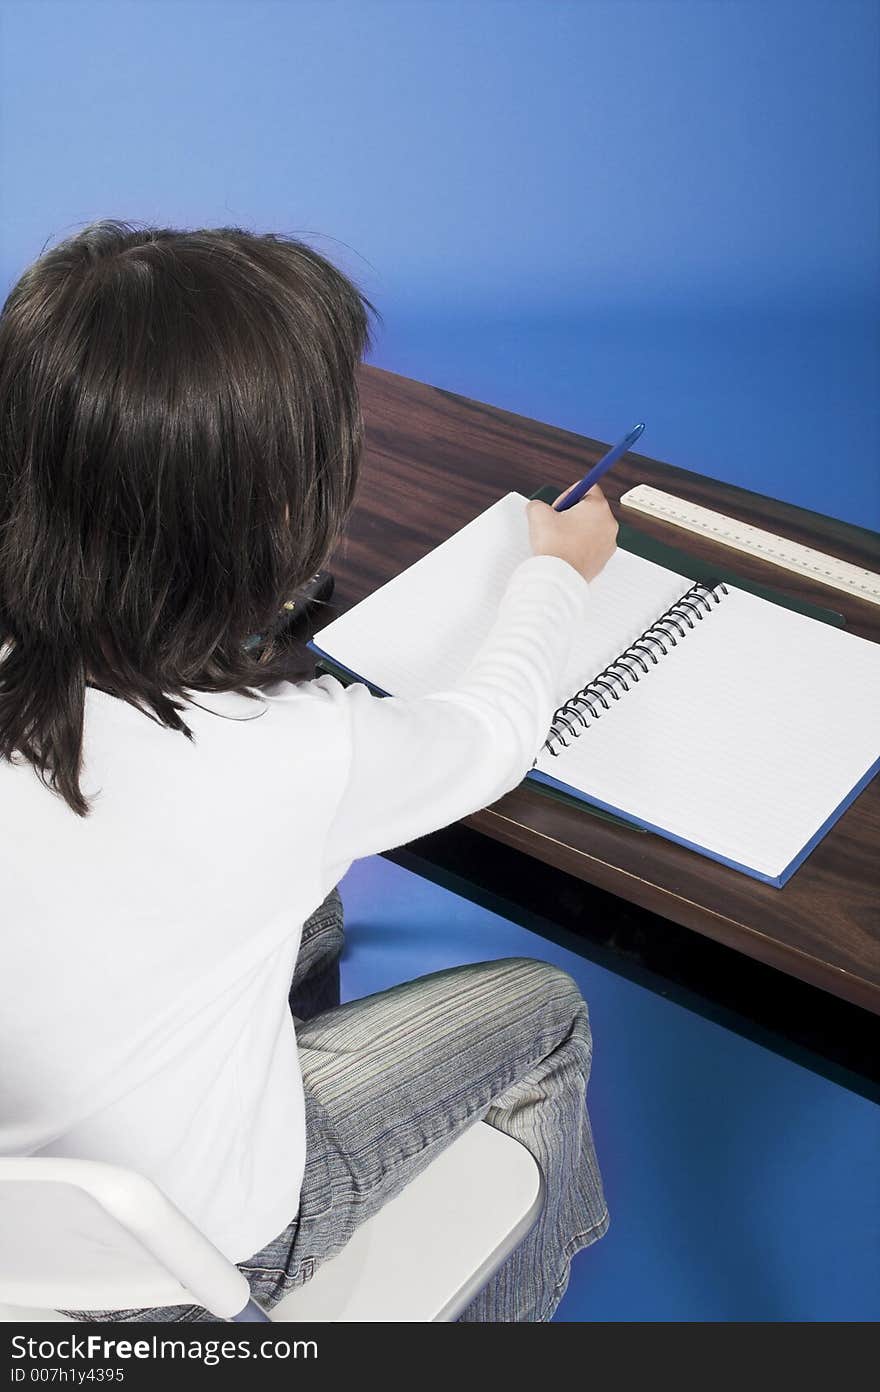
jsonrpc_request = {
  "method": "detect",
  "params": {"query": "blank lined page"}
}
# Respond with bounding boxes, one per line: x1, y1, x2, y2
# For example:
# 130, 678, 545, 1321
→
312, 493, 535, 698
313, 492, 690, 699
535, 584, 880, 880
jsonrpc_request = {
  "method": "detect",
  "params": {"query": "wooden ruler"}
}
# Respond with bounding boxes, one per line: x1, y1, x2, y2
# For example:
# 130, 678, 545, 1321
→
620, 484, 880, 607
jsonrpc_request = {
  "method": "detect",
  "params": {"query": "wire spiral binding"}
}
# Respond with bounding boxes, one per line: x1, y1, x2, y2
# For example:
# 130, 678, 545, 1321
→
542, 578, 729, 758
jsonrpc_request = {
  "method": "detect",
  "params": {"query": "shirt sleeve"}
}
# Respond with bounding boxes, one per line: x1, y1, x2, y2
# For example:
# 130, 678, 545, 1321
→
317, 553, 591, 888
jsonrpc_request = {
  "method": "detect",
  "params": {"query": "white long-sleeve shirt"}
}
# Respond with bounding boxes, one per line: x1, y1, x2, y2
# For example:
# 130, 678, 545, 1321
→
0, 554, 590, 1262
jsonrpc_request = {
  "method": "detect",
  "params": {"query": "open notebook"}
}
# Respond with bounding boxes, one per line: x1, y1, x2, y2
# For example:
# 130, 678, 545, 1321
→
309, 492, 880, 887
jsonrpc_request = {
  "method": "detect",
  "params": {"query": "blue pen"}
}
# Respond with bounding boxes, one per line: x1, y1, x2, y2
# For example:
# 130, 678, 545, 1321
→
554, 422, 646, 511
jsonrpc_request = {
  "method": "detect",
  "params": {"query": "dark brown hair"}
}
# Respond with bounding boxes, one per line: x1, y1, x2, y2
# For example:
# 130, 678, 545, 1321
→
0, 219, 380, 816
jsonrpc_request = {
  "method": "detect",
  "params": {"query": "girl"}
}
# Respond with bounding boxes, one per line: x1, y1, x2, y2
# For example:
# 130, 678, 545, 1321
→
0, 221, 614, 1322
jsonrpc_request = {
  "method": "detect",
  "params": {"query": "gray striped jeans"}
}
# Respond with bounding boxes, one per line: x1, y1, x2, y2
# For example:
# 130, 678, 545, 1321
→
69, 887, 609, 1323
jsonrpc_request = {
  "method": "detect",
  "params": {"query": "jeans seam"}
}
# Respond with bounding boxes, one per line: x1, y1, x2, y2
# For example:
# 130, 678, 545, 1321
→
537, 1207, 611, 1320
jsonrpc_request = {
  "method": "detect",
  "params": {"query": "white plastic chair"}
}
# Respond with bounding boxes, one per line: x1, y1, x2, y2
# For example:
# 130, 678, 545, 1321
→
0, 1123, 543, 1323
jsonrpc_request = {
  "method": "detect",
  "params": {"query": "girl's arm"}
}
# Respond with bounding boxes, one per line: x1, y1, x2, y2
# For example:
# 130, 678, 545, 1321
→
318, 552, 590, 888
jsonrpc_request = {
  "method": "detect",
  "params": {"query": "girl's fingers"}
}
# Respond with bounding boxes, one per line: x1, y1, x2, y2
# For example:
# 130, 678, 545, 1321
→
553, 480, 578, 507
553, 479, 605, 508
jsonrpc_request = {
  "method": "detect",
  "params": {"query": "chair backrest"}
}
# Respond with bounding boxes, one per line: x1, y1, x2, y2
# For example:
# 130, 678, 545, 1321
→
0, 1158, 250, 1318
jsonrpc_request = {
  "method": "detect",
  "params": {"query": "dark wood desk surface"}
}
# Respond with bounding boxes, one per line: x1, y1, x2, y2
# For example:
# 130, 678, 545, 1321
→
330, 364, 880, 1014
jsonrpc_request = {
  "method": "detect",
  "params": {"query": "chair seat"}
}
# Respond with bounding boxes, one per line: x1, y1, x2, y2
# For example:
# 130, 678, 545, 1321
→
270, 1123, 543, 1322
0, 1304, 71, 1321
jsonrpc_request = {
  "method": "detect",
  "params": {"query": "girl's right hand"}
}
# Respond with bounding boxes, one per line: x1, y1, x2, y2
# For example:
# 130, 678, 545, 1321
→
526, 482, 619, 583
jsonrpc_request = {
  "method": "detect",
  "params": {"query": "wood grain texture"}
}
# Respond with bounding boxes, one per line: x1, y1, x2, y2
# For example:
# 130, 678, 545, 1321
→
326, 364, 880, 1012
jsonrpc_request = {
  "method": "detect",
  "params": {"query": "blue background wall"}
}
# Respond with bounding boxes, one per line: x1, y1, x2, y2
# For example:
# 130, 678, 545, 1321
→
1, 0, 877, 1319
1, 0, 877, 525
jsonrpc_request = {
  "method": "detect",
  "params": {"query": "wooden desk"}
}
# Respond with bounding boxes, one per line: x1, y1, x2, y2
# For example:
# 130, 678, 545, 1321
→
329, 365, 880, 1016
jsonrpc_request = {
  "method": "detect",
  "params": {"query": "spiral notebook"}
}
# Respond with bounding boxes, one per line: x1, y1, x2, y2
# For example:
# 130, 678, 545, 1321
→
309, 492, 880, 887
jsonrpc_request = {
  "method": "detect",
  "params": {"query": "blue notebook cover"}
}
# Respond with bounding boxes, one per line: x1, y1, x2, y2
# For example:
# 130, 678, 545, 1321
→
528, 758, 880, 889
